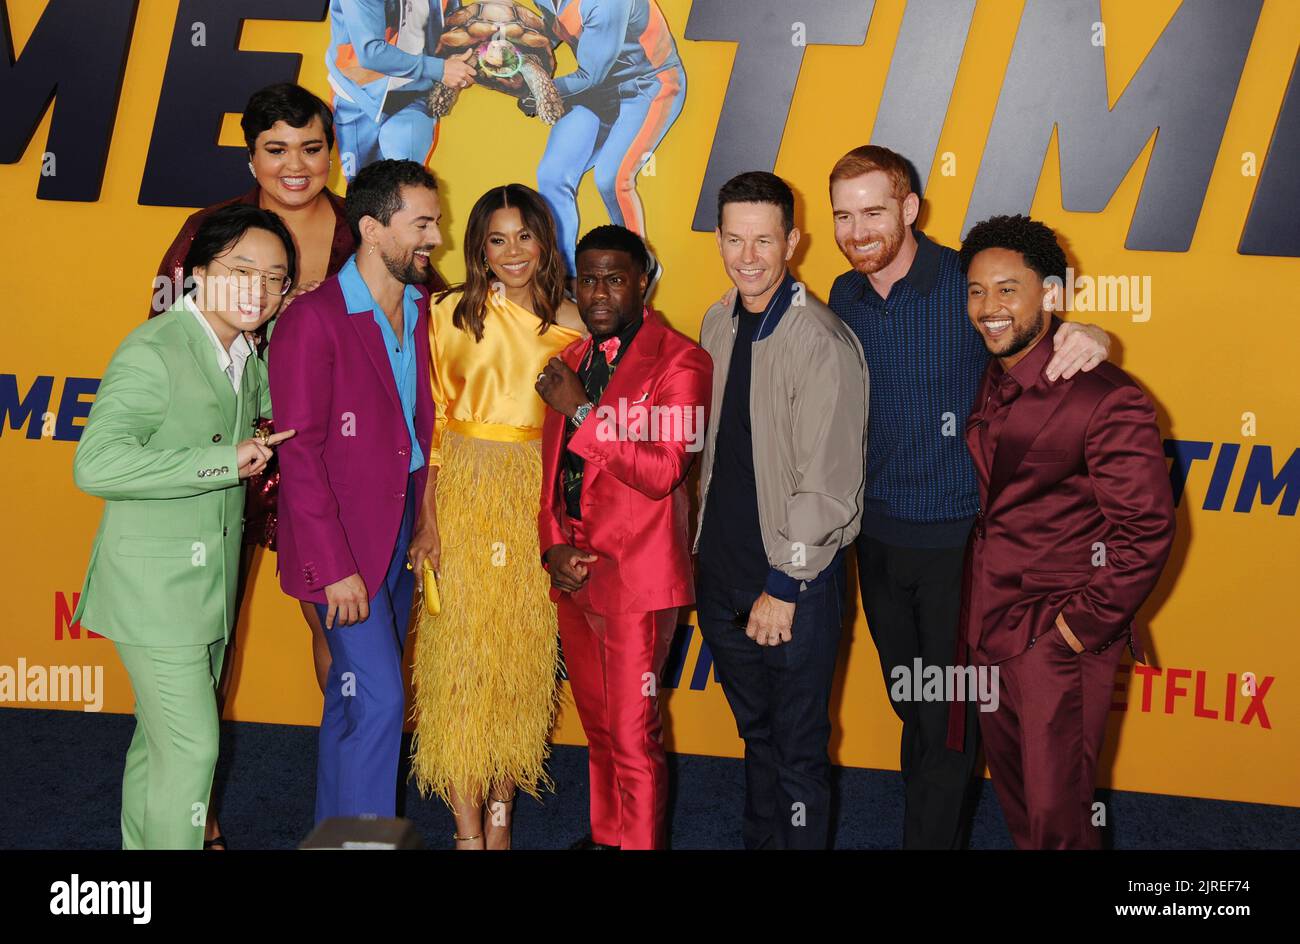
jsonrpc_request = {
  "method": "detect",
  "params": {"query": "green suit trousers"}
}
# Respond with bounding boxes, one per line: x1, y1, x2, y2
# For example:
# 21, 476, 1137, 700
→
115, 639, 226, 850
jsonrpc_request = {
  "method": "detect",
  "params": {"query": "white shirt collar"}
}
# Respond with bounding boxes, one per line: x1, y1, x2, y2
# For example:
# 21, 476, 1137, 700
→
184, 295, 254, 392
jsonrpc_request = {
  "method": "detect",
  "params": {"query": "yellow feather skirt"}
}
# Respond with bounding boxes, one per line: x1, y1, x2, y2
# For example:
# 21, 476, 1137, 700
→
409, 428, 560, 806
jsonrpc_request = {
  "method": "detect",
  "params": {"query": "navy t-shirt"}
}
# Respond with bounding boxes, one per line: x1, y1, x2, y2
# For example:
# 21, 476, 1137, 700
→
698, 307, 768, 592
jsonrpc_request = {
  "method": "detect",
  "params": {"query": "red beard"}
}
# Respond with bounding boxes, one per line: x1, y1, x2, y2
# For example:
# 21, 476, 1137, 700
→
841, 215, 906, 275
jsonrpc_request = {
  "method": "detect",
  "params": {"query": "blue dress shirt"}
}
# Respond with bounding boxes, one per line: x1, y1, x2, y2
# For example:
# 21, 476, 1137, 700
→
338, 255, 424, 473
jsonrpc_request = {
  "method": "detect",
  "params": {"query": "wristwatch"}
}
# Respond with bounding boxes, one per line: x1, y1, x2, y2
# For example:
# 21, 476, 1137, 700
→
570, 402, 595, 427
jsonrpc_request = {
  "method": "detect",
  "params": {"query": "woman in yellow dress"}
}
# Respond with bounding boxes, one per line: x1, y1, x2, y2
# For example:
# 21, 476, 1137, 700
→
411, 184, 586, 849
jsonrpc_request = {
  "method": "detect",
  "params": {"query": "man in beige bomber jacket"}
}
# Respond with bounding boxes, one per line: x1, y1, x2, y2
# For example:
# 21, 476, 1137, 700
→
694, 171, 869, 849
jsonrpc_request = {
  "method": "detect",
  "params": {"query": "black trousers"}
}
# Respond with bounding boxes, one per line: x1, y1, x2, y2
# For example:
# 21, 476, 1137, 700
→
696, 565, 845, 849
855, 532, 981, 849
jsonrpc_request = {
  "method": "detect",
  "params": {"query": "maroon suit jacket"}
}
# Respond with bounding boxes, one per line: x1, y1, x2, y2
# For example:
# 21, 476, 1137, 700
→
962, 319, 1175, 665
269, 275, 434, 604
539, 309, 713, 615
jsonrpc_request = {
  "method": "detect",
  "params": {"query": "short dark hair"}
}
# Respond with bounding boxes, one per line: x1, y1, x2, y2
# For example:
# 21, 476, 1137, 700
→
344, 160, 439, 244
241, 83, 335, 153
717, 171, 795, 235
575, 224, 650, 273
959, 214, 1068, 285
183, 204, 298, 291
184, 205, 298, 355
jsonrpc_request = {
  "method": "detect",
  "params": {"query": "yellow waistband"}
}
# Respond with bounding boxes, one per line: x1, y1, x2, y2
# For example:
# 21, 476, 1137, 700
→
446, 417, 543, 442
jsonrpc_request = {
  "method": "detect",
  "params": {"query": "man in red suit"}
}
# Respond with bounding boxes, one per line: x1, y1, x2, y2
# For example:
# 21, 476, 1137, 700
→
956, 215, 1175, 849
536, 224, 712, 850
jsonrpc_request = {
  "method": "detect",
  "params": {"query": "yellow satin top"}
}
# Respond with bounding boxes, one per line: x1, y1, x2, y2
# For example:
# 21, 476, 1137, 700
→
428, 289, 585, 465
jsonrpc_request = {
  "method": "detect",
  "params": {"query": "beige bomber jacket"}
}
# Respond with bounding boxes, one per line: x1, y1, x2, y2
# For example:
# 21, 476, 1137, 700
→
694, 277, 870, 594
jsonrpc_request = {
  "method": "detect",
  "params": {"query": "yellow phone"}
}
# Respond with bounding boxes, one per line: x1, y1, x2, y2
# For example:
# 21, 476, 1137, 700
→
407, 557, 441, 615
421, 558, 440, 616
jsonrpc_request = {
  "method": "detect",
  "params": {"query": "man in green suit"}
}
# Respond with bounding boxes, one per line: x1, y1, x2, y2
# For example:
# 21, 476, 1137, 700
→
73, 206, 296, 849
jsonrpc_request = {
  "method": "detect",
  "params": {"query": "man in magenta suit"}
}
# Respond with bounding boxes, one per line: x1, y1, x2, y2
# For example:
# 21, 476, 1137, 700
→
270, 160, 441, 823
535, 225, 712, 850
955, 215, 1175, 849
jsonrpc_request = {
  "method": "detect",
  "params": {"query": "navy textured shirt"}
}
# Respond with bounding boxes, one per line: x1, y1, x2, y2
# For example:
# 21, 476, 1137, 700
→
828, 231, 986, 548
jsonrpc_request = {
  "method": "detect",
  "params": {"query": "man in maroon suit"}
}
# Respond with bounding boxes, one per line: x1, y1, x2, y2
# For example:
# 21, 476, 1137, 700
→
956, 215, 1175, 849
536, 224, 712, 850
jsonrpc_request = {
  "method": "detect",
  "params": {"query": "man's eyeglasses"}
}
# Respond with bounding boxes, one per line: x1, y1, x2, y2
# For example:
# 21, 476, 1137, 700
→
209, 257, 293, 296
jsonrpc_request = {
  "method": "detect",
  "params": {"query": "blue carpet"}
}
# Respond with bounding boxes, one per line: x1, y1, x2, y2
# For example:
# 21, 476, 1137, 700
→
2, 707, 1295, 849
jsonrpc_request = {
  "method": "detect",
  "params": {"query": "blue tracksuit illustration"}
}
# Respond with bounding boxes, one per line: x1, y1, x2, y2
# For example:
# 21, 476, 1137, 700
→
532, 0, 687, 274
327, 0, 461, 179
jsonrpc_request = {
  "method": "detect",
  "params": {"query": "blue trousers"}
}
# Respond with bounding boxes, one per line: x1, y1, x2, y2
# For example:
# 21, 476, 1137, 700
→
313, 479, 416, 823
695, 563, 846, 849
333, 94, 437, 181
537, 67, 686, 274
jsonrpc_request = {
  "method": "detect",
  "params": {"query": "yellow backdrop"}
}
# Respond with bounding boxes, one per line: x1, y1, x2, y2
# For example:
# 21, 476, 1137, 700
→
2, 0, 1296, 809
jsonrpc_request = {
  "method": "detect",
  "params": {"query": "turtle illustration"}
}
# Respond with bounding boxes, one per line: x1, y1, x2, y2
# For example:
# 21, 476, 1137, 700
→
427, 2, 565, 125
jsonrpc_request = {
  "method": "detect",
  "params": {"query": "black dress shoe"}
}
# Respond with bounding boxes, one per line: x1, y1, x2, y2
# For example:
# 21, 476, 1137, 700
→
568, 834, 619, 850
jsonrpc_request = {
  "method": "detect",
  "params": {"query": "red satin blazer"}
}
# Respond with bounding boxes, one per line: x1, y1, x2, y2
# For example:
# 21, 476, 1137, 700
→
539, 309, 713, 615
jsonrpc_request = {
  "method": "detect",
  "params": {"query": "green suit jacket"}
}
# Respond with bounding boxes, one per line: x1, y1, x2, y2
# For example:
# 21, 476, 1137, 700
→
72, 301, 272, 647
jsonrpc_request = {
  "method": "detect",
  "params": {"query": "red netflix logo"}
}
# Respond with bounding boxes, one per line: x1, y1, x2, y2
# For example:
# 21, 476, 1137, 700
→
54, 592, 102, 640
1112, 662, 1274, 729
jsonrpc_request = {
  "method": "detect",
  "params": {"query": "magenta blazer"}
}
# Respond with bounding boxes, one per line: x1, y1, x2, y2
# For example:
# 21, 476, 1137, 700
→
268, 274, 434, 604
